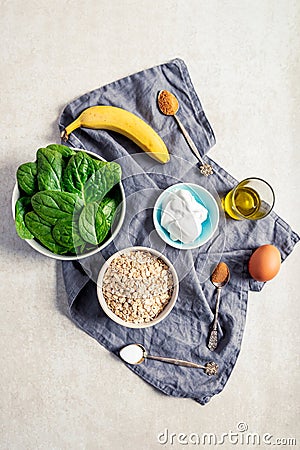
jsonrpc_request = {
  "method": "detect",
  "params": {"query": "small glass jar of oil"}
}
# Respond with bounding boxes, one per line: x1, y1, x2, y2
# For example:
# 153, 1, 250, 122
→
222, 178, 275, 220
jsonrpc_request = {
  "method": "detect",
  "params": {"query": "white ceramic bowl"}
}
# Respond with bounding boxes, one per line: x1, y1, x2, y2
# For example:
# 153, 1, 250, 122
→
153, 182, 219, 249
12, 148, 126, 260
96, 246, 179, 328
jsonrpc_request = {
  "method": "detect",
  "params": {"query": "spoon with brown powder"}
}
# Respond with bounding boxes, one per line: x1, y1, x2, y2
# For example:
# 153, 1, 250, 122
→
207, 262, 230, 351
157, 90, 213, 176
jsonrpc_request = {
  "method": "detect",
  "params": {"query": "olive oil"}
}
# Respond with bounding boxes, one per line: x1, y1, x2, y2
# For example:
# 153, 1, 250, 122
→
223, 186, 262, 220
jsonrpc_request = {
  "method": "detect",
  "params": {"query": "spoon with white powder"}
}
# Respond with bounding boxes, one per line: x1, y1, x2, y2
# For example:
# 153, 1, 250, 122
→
119, 344, 218, 376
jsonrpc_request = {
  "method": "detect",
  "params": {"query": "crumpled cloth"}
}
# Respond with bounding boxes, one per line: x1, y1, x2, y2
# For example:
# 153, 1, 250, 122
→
58, 58, 299, 404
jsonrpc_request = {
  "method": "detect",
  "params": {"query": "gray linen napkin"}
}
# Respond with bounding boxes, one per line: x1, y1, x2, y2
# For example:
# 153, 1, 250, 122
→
59, 58, 299, 404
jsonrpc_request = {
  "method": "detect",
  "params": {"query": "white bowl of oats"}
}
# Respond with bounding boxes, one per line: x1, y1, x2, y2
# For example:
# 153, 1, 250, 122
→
96, 246, 179, 328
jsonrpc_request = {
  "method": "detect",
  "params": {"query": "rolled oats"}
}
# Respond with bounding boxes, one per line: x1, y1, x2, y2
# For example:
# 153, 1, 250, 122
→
102, 250, 174, 324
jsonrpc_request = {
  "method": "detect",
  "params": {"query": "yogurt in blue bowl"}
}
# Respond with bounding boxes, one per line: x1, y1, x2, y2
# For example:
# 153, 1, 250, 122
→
153, 183, 219, 250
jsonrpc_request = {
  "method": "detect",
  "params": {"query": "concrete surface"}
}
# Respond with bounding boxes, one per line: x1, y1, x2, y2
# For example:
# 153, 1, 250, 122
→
1, 1, 299, 449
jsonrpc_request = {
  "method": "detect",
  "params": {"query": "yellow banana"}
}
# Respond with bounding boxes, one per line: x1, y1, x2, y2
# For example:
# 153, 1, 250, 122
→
61, 106, 170, 164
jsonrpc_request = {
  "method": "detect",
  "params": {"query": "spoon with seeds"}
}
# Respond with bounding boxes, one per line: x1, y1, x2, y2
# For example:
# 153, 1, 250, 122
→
207, 262, 230, 351
119, 343, 218, 376
157, 90, 213, 176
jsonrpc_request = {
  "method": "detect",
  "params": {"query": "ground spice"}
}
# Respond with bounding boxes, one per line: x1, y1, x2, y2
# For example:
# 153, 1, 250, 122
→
211, 262, 229, 284
158, 90, 178, 115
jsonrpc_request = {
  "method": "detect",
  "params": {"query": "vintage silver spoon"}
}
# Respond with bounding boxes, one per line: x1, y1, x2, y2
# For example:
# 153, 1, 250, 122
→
208, 262, 230, 351
157, 90, 213, 176
119, 343, 218, 376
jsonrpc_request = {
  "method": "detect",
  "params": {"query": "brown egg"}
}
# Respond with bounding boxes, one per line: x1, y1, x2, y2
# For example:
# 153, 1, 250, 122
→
248, 244, 281, 282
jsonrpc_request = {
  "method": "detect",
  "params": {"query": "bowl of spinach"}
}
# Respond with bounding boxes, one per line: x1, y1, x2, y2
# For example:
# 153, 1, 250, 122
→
12, 144, 126, 260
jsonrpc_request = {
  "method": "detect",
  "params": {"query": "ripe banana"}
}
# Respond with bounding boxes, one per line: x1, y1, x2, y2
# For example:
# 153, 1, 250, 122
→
61, 106, 170, 164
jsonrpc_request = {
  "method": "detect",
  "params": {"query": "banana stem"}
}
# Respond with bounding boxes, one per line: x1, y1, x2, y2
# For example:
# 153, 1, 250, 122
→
61, 118, 82, 142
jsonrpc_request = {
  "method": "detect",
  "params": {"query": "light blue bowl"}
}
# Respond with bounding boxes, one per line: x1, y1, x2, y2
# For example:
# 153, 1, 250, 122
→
153, 183, 219, 249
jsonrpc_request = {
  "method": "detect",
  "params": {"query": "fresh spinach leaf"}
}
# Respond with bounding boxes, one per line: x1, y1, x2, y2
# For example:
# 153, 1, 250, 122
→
31, 190, 82, 225
63, 151, 95, 197
100, 195, 119, 228
78, 202, 110, 245
15, 197, 34, 239
95, 206, 110, 244
15, 145, 122, 256
25, 211, 69, 254
46, 144, 76, 158
52, 218, 84, 249
17, 162, 38, 196
78, 242, 97, 253
37, 148, 63, 191
92, 158, 108, 171
84, 162, 122, 204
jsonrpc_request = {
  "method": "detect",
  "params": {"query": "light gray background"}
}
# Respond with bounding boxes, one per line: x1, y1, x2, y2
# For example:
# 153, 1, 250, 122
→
1, 1, 299, 449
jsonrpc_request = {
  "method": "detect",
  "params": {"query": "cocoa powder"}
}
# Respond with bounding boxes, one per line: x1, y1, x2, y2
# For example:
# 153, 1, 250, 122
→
211, 262, 229, 284
158, 90, 178, 115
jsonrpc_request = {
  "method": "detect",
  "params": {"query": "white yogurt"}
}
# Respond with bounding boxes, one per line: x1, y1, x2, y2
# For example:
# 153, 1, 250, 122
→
119, 344, 144, 364
160, 189, 208, 244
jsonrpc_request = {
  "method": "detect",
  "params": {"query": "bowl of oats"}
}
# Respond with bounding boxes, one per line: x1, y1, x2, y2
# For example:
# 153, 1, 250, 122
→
96, 246, 179, 328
